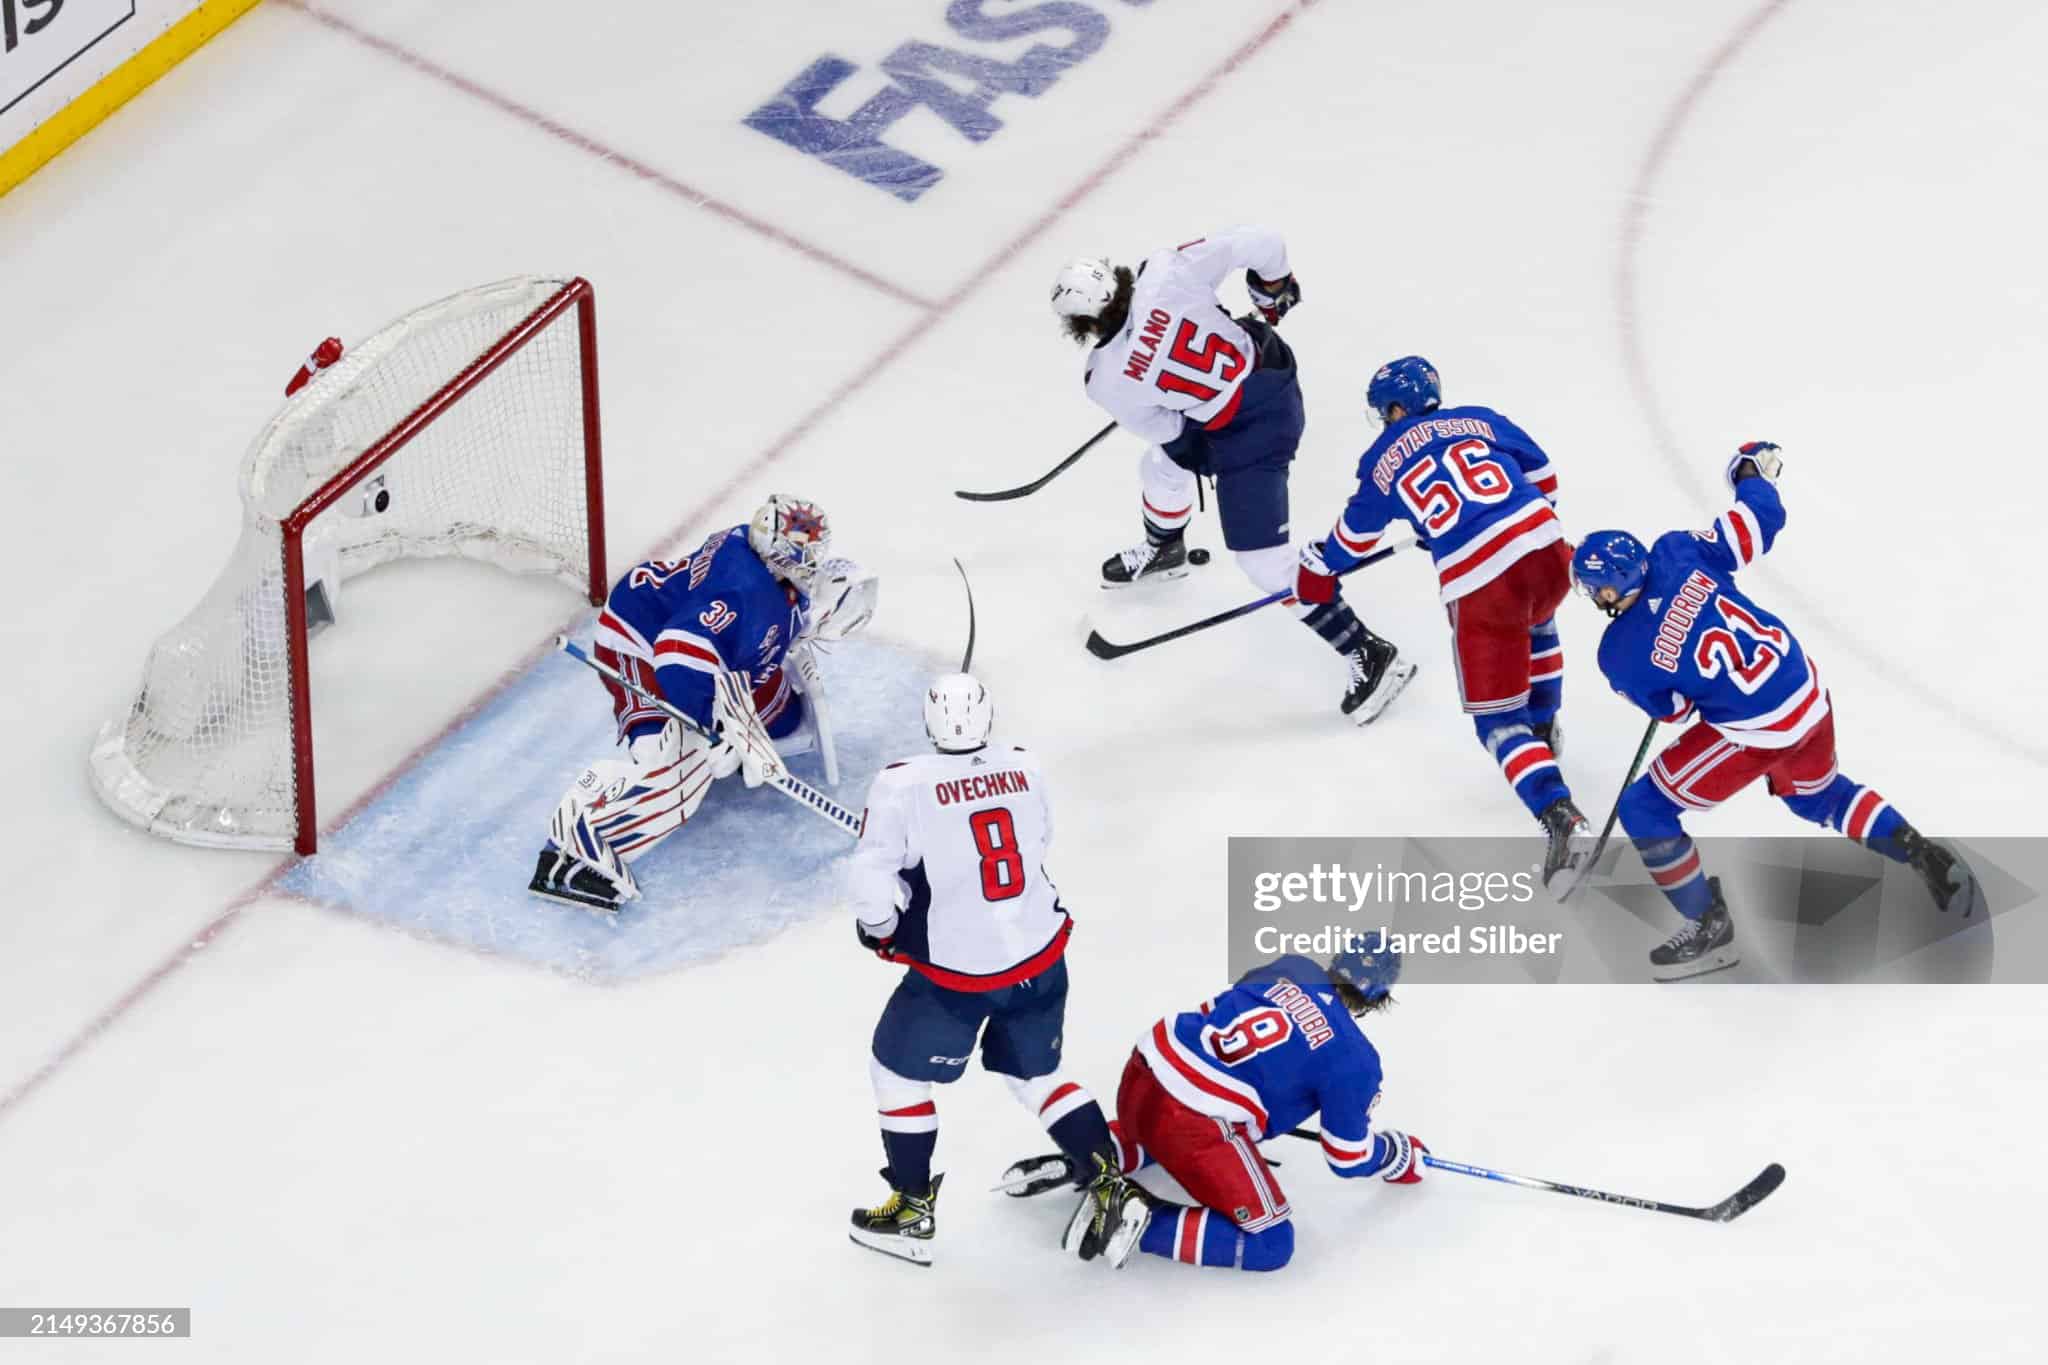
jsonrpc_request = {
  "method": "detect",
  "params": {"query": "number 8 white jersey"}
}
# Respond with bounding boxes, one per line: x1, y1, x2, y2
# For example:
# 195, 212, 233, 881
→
848, 745, 1071, 991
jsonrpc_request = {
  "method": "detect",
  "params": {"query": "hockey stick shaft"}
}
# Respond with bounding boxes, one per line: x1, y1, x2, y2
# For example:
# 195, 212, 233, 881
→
1281, 1128, 1782, 1222
554, 636, 861, 837
955, 421, 1118, 502
1086, 541, 1409, 660
953, 557, 978, 672
1588, 718, 1660, 870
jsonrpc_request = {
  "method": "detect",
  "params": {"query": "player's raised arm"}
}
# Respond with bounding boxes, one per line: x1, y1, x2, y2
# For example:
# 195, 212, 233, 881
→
1695, 441, 1787, 572
1174, 226, 1294, 306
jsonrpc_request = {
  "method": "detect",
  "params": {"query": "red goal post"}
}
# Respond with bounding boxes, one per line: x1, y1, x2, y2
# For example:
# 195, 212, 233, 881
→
91, 276, 608, 855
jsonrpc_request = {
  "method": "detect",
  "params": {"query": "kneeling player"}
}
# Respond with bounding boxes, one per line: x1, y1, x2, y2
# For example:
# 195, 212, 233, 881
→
1000, 939, 1426, 1272
1301, 356, 1592, 894
845, 674, 1132, 1266
529, 495, 876, 912
1573, 442, 1980, 980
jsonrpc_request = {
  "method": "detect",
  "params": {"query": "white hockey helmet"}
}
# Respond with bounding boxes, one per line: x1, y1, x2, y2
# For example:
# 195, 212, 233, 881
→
748, 494, 831, 592
1049, 257, 1116, 320
924, 673, 994, 753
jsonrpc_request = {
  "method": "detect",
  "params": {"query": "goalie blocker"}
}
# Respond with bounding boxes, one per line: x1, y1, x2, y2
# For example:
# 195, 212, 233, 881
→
531, 496, 877, 913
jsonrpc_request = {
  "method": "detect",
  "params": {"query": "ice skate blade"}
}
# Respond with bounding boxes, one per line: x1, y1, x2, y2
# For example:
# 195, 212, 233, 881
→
1650, 947, 1740, 983
1100, 566, 1191, 590
1100, 1199, 1152, 1270
847, 1229, 933, 1266
526, 883, 621, 916
1347, 660, 1419, 726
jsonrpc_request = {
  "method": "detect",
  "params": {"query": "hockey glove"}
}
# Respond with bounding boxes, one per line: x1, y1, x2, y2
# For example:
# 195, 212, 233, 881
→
1374, 1130, 1428, 1184
1726, 440, 1783, 490
1296, 540, 1339, 605
712, 670, 782, 789
285, 336, 345, 397
855, 918, 898, 959
1245, 270, 1301, 325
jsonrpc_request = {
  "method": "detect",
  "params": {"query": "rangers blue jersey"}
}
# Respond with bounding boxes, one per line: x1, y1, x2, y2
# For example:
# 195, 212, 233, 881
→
1320, 404, 1563, 602
593, 525, 809, 735
1135, 955, 1390, 1176
1596, 479, 1828, 750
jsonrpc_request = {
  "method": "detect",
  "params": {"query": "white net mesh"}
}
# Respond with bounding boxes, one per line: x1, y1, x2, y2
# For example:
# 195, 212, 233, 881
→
91, 276, 599, 851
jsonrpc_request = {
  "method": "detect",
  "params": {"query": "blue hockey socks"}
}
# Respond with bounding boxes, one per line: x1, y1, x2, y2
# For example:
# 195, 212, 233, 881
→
1782, 774, 1910, 861
1138, 1205, 1294, 1271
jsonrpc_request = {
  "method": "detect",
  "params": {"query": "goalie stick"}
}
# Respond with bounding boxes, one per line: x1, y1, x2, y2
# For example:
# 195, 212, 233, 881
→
1085, 540, 1411, 660
1283, 1128, 1784, 1223
554, 636, 862, 838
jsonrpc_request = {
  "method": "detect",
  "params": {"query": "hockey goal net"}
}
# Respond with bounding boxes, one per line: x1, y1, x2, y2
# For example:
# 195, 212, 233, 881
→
90, 275, 607, 855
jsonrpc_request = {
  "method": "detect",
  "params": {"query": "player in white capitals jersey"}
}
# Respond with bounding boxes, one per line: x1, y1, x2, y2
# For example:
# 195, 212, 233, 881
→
1051, 228, 1415, 724
845, 674, 1136, 1266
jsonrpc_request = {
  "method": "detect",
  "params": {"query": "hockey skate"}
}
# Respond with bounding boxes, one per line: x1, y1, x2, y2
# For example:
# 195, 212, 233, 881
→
1341, 631, 1417, 726
993, 1152, 1078, 1198
1649, 879, 1739, 981
527, 847, 630, 914
1894, 825, 1982, 917
1101, 534, 1189, 589
848, 1170, 943, 1267
1062, 1156, 1152, 1268
1537, 798, 1594, 900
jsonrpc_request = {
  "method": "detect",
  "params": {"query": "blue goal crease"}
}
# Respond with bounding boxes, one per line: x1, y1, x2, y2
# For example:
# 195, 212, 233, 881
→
278, 637, 932, 982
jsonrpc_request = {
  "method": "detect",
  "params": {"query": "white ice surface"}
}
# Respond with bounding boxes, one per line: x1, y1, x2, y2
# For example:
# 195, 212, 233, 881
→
1, 1, 2043, 1361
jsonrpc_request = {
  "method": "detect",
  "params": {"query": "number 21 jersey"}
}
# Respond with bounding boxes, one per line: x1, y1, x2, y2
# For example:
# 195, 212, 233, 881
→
848, 745, 1071, 991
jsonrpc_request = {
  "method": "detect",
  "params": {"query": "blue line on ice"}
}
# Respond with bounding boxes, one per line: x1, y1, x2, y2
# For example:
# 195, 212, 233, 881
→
280, 636, 931, 980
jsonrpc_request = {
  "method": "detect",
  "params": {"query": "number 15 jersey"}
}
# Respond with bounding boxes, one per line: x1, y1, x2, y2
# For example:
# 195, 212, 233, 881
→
847, 745, 1071, 992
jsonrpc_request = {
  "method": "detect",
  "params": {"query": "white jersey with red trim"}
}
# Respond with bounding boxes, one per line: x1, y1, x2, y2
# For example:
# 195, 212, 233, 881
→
1081, 227, 1291, 446
849, 745, 1070, 992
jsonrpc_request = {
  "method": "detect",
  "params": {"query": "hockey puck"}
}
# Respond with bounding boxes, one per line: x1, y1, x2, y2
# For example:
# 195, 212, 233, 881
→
1189, 548, 1211, 565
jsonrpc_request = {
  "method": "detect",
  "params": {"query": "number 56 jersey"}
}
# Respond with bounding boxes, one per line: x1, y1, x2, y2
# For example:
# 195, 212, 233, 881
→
848, 746, 1072, 992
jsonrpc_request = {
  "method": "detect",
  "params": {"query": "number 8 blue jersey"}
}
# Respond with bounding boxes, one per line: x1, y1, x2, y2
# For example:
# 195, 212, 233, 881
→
1595, 478, 1829, 750
1135, 955, 1390, 1175
1319, 404, 1566, 602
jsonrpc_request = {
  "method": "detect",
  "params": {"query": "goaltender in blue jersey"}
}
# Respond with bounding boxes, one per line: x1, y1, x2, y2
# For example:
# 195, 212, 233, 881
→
529, 495, 878, 914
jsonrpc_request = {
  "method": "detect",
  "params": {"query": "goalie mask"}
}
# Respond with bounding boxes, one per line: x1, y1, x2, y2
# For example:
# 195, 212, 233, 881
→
749, 494, 831, 593
924, 673, 993, 753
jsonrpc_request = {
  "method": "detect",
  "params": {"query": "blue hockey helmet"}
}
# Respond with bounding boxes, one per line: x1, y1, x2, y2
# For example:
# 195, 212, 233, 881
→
1572, 531, 1650, 616
1329, 930, 1402, 1008
1366, 355, 1441, 423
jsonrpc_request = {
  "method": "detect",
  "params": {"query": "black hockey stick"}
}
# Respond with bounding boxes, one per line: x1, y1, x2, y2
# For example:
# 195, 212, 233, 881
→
953, 557, 977, 672
1085, 541, 1409, 661
1283, 1128, 1783, 1224
1586, 718, 1660, 875
956, 421, 1118, 502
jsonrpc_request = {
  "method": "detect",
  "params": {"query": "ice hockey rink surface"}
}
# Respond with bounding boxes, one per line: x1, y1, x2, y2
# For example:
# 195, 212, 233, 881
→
3, 1, 2045, 1359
